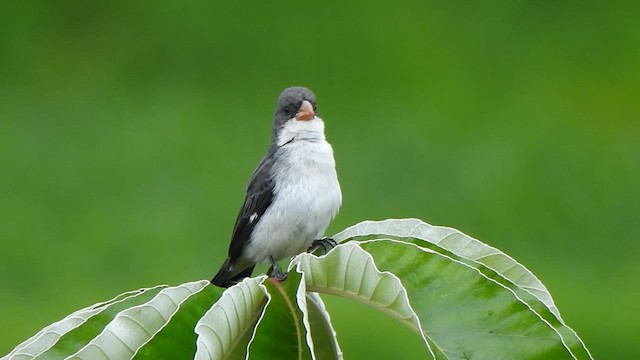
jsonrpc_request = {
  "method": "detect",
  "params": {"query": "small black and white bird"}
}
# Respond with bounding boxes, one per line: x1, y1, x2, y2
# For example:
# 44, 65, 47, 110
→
211, 87, 342, 288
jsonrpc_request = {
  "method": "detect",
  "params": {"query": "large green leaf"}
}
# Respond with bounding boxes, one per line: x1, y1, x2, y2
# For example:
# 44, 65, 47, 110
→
362, 240, 577, 359
294, 239, 591, 359
4, 285, 166, 360
66, 280, 210, 359
333, 219, 592, 359
334, 219, 562, 319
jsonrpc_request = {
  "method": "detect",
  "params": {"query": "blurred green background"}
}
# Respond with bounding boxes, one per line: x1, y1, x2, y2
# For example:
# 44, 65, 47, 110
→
1, 1, 638, 358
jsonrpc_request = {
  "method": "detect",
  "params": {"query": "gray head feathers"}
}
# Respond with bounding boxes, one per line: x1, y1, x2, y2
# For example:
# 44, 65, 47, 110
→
271, 87, 318, 141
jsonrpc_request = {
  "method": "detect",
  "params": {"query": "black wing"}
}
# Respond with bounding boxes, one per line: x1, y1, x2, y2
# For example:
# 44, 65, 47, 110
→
227, 149, 277, 261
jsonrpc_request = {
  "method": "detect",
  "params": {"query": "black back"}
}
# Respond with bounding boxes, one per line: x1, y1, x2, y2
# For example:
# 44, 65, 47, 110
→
227, 148, 276, 261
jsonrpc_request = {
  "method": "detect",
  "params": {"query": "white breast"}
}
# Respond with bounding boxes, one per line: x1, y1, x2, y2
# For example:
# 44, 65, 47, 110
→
243, 117, 342, 264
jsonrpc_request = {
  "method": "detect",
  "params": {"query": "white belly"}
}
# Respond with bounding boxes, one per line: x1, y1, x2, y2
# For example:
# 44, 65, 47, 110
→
243, 139, 341, 263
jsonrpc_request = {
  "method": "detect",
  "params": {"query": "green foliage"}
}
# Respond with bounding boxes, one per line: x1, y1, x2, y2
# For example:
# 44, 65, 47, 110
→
2, 220, 592, 360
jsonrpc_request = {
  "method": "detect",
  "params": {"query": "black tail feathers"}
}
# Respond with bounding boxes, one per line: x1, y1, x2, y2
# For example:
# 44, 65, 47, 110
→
211, 258, 255, 288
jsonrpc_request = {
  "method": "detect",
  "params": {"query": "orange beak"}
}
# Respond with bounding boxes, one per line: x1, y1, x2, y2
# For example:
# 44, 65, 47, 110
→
295, 100, 315, 121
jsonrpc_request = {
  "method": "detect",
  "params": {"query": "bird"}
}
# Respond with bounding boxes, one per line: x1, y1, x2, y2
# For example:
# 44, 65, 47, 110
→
211, 86, 342, 288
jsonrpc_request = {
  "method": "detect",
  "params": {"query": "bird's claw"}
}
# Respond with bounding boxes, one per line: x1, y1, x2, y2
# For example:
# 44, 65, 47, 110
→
308, 237, 338, 254
267, 255, 288, 282
268, 267, 288, 282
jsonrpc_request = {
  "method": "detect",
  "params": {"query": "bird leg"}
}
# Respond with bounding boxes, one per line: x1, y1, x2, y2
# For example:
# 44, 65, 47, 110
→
307, 237, 338, 254
267, 255, 287, 282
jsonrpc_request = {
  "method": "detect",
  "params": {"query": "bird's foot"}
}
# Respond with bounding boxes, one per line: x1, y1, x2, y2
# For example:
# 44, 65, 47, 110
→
267, 256, 288, 282
307, 237, 338, 254
268, 267, 288, 282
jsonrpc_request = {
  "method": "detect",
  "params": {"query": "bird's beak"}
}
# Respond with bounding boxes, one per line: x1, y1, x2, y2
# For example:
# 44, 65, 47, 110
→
295, 100, 315, 121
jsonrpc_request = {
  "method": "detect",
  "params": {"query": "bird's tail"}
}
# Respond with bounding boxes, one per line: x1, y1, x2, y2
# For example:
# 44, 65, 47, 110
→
211, 257, 256, 288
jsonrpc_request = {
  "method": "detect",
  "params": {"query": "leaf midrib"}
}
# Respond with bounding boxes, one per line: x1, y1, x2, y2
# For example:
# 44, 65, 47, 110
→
269, 279, 305, 360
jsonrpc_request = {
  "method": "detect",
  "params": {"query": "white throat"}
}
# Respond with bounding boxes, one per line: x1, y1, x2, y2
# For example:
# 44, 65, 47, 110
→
276, 117, 326, 147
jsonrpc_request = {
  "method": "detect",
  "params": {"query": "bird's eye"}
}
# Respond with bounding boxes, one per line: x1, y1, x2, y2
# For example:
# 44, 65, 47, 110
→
283, 106, 291, 116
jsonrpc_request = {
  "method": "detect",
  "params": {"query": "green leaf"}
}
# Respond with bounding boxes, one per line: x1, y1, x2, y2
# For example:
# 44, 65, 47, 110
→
247, 271, 312, 360
247, 268, 342, 360
334, 219, 562, 320
133, 284, 224, 359
65, 280, 210, 359
334, 219, 592, 359
295, 238, 591, 359
371, 239, 590, 359
292, 242, 443, 359
299, 293, 342, 360
194, 276, 269, 360
6, 285, 166, 360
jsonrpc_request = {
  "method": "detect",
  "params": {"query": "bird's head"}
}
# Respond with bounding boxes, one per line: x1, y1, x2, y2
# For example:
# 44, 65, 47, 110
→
272, 87, 324, 146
